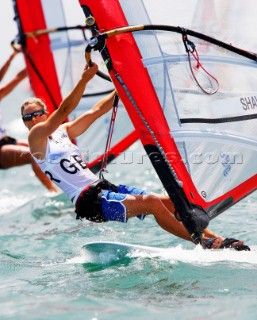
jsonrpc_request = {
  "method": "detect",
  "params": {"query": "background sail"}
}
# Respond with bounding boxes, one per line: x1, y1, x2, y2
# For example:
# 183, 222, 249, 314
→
13, 0, 62, 113
79, 0, 257, 219
12, 0, 137, 171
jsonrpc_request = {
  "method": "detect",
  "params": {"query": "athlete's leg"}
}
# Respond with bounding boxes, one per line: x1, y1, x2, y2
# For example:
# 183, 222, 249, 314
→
0, 144, 32, 168
123, 193, 193, 242
106, 188, 244, 248
123, 192, 238, 248
153, 193, 243, 248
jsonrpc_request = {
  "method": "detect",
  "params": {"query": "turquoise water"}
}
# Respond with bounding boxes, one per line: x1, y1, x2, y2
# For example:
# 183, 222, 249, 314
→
1, 150, 257, 320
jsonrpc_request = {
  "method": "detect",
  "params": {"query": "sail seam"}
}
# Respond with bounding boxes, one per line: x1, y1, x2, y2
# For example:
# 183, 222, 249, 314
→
181, 113, 257, 123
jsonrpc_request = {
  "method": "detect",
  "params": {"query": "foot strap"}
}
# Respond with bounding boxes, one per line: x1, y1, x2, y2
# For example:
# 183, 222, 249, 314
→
203, 237, 250, 251
202, 238, 216, 249
220, 238, 251, 251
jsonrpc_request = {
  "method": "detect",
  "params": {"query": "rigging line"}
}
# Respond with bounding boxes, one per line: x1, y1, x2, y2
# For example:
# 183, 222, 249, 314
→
99, 93, 119, 179
24, 25, 89, 38
182, 34, 219, 95
82, 89, 114, 98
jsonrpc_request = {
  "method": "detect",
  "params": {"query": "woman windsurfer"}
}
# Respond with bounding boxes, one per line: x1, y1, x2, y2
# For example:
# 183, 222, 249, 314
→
21, 62, 249, 250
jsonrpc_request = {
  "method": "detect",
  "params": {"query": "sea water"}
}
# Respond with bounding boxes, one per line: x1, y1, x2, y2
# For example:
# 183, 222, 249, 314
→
1, 157, 257, 320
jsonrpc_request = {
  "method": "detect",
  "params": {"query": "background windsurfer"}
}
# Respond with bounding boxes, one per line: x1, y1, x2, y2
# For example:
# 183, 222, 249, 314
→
21, 62, 249, 250
0, 49, 57, 192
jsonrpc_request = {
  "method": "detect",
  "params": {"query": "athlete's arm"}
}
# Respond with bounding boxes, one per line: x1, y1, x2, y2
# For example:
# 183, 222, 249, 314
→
63, 90, 116, 140
0, 68, 27, 101
0, 51, 17, 81
29, 63, 98, 141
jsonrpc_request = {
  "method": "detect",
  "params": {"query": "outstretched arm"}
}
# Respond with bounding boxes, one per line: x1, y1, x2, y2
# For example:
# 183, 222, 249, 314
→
64, 90, 117, 140
0, 51, 18, 82
29, 63, 99, 141
0, 68, 27, 101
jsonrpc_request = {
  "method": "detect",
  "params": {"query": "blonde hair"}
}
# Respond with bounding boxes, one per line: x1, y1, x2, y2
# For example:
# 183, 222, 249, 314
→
21, 97, 47, 115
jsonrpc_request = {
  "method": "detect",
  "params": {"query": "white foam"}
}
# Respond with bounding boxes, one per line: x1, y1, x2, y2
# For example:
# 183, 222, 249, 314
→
66, 244, 257, 267
0, 190, 31, 215
128, 244, 257, 266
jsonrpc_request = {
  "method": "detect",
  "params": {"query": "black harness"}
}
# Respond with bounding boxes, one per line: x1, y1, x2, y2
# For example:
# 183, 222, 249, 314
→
0, 136, 16, 148
75, 179, 118, 222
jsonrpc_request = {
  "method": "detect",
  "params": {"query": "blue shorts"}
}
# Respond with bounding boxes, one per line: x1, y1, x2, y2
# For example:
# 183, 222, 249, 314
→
101, 184, 147, 222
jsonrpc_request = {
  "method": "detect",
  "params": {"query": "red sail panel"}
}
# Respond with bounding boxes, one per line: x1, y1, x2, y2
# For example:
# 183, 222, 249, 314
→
15, 0, 62, 114
79, 0, 204, 207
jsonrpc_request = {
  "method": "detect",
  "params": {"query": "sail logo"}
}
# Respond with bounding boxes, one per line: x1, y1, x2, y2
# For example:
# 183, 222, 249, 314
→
220, 152, 231, 176
240, 96, 257, 111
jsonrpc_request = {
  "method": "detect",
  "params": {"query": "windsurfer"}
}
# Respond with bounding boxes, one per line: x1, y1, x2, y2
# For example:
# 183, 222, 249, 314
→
21, 62, 249, 250
0, 49, 57, 192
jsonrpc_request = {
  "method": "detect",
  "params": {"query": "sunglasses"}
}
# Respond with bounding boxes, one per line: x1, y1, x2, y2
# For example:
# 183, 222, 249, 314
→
22, 109, 47, 122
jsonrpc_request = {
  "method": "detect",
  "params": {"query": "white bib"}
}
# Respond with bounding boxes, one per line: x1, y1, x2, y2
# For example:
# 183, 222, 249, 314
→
33, 128, 98, 204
